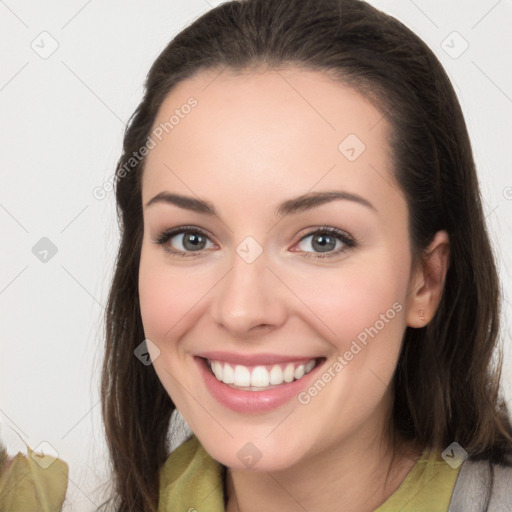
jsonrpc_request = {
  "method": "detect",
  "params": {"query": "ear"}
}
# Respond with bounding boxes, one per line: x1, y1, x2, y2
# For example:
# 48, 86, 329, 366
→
406, 230, 450, 328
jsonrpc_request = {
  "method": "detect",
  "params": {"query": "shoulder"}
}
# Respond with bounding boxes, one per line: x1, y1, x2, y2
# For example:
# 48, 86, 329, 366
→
158, 434, 225, 511
448, 457, 512, 512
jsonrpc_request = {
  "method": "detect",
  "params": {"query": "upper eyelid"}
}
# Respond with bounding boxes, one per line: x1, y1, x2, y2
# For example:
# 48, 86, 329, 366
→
153, 226, 213, 244
297, 225, 353, 239
155, 225, 350, 238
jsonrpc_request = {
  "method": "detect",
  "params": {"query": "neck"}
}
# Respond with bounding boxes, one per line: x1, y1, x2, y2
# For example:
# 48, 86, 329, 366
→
224, 427, 422, 512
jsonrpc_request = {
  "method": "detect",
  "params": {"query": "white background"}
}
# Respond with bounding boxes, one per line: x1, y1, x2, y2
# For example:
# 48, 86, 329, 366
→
1, 0, 511, 509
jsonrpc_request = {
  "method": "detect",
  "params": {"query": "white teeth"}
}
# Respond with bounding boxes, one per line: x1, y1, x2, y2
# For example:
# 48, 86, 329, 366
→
251, 366, 270, 387
208, 358, 318, 389
212, 361, 223, 381
294, 364, 305, 380
269, 365, 283, 385
233, 365, 251, 387
283, 363, 295, 383
222, 363, 234, 384
305, 360, 315, 373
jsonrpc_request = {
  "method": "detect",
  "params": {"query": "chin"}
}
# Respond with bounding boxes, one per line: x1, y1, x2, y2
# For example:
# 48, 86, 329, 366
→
200, 435, 309, 473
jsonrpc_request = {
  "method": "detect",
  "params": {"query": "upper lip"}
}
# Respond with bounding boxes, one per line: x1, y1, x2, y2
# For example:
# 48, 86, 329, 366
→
196, 351, 323, 366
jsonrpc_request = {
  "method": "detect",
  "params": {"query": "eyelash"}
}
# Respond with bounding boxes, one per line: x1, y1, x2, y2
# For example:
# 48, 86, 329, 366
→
152, 225, 357, 260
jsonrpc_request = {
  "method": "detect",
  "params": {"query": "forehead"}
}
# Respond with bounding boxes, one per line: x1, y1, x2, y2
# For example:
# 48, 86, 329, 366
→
142, 66, 403, 213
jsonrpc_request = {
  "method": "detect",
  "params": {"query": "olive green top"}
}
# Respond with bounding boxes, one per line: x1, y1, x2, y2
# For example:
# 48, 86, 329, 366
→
0, 444, 68, 511
158, 435, 461, 511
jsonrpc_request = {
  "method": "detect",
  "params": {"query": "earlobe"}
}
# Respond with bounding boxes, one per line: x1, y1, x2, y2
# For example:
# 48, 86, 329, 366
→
406, 230, 450, 328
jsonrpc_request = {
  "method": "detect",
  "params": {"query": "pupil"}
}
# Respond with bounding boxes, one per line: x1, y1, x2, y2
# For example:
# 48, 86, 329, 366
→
313, 235, 335, 253
184, 233, 205, 251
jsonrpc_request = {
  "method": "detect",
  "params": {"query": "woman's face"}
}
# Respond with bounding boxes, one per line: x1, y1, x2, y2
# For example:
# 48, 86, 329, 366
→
138, 66, 419, 470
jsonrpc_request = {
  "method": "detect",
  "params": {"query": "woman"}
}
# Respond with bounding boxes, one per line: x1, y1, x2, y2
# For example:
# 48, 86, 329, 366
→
100, 0, 512, 510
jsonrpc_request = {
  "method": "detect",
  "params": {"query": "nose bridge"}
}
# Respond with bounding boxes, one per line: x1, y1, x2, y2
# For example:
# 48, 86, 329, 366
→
211, 239, 286, 336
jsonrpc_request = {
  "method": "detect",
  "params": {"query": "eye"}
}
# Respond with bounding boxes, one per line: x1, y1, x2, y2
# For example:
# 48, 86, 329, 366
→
153, 225, 356, 259
152, 226, 215, 257
293, 226, 356, 259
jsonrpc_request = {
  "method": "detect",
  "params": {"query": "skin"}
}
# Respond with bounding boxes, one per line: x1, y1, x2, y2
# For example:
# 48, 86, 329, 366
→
138, 66, 450, 512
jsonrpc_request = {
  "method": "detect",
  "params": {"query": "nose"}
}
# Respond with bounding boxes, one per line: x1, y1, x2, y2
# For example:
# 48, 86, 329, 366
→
210, 247, 288, 339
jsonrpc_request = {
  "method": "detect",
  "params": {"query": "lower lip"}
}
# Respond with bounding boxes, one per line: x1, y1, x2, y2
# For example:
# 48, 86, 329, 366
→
195, 356, 325, 413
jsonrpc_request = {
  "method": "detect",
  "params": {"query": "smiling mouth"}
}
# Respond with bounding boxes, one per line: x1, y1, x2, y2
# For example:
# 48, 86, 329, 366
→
204, 357, 325, 391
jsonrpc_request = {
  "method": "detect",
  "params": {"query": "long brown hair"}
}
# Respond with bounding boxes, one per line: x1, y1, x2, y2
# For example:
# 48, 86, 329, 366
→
100, 0, 512, 509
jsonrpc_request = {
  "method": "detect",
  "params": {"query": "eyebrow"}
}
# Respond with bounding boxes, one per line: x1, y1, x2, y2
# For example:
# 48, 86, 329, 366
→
144, 190, 377, 217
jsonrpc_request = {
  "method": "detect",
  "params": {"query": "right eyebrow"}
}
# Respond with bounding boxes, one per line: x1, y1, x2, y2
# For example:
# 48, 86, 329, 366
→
145, 192, 217, 215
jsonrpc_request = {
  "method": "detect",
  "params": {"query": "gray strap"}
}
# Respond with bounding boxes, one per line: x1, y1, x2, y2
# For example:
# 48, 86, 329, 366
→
448, 458, 512, 512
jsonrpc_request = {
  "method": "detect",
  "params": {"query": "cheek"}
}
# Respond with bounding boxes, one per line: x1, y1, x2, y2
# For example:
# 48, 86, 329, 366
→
287, 260, 407, 352
138, 250, 190, 344
138, 248, 220, 354
137, 251, 202, 407
139, 263, 170, 340
289, 260, 408, 425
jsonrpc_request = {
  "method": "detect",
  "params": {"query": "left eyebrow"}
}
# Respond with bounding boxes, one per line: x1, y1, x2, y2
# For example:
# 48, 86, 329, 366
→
144, 190, 377, 217
275, 190, 377, 217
